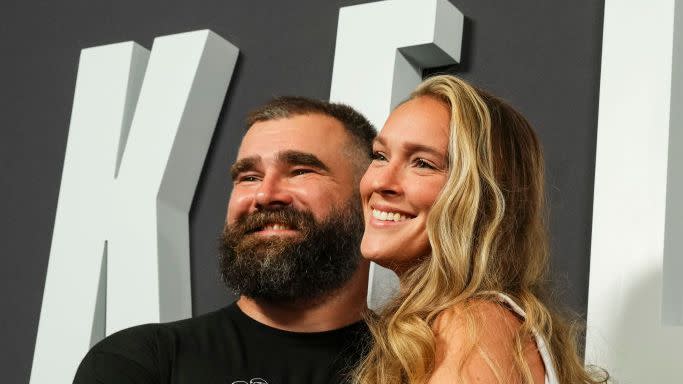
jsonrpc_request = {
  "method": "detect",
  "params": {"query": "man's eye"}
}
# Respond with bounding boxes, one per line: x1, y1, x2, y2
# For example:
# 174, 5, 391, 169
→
292, 168, 314, 176
236, 175, 260, 183
370, 151, 387, 162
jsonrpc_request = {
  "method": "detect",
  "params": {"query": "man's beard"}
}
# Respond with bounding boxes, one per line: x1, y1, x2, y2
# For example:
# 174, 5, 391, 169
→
218, 198, 364, 303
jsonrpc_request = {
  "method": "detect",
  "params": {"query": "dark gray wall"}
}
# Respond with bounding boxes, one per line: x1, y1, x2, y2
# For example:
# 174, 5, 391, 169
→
0, 1, 604, 382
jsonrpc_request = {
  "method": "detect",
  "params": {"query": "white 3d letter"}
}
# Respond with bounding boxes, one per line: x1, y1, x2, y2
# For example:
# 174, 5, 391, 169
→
330, 0, 464, 310
586, 0, 683, 381
30, 30, 238, 384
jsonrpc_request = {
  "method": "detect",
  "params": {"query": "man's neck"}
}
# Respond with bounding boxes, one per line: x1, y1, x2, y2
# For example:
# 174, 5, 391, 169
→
236, 260, 370, 332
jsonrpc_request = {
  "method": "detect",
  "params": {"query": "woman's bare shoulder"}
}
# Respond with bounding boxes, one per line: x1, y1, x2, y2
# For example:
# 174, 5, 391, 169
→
428, 299, 545, 384
433, 299, 520, 333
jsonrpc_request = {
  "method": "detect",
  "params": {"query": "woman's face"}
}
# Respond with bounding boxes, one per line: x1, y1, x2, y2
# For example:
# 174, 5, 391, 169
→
360, 96, 450, 272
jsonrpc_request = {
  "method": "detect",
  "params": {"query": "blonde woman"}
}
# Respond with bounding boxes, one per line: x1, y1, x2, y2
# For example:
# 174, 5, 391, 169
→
355, 75, 607, 384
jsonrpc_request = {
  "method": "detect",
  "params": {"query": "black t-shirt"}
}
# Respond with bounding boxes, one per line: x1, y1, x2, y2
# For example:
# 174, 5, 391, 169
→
73, 303, 369, 384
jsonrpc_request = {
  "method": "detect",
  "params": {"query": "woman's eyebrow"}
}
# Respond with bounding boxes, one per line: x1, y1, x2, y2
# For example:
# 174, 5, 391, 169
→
277, 150, 330, 172
374, 136, 445, 158
402, 142, 445, 158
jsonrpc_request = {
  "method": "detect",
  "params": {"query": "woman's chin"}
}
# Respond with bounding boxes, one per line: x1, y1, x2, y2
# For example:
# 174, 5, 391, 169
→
361, 245, 393, 266
360, 247, 405, 274
360, 247, 387, 264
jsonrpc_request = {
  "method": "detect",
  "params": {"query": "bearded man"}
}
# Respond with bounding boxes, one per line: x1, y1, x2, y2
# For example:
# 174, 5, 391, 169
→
73, 96, 376, 384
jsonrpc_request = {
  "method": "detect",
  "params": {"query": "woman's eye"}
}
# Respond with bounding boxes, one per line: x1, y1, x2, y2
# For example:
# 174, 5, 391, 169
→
414, 158, 436, 169
370, 151, 387, 162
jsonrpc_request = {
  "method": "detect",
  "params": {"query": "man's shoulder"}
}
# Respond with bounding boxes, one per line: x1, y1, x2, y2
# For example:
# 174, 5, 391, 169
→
73, 305, 233, 383
73, 322, 163, 383
93, 305, 231, 351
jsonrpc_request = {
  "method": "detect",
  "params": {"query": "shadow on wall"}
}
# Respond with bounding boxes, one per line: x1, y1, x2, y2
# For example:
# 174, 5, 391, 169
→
604, 265, 683, 383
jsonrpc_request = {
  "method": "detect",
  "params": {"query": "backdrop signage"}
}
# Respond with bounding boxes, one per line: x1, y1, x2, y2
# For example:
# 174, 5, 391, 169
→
30, 30, 239, 384
30, 1, 464, 382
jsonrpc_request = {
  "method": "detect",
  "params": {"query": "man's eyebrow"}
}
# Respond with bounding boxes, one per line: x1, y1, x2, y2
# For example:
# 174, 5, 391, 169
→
230, 156, 259, 181
277, 150, 330, 172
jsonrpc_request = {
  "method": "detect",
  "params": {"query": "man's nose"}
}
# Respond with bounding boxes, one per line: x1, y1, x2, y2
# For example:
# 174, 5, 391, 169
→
254, 173, 293, 209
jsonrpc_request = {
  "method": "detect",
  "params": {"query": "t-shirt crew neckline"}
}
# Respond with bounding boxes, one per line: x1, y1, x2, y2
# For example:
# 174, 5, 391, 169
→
227, 301, 367, 344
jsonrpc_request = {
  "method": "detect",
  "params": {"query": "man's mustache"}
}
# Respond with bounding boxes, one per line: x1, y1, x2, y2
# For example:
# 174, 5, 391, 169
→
227, 207, 315, 238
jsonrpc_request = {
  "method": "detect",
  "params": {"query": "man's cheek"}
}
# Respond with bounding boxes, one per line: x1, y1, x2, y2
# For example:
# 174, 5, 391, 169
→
306, 190, 341, 215
227, 194, 253, 223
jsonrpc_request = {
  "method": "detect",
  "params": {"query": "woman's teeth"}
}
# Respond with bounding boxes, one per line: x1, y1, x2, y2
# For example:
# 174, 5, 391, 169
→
372, 209, 409, 222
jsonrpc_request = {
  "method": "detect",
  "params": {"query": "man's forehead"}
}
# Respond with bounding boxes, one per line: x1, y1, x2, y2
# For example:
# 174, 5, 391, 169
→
236, 114, 349, 159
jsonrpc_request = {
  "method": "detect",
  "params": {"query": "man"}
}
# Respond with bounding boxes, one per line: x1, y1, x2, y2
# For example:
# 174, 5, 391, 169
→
73, 96, 376, 384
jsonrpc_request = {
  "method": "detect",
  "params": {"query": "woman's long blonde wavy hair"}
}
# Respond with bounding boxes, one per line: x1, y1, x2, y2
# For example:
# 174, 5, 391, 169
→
354, 75, 608, 384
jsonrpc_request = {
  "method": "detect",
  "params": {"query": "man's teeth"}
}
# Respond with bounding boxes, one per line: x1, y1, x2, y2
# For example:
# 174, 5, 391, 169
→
263, 224, 290, 230
372, 209, 409, 222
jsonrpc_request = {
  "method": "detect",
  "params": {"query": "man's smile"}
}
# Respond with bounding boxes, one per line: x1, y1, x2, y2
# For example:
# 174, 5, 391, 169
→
252, 223, 299, 236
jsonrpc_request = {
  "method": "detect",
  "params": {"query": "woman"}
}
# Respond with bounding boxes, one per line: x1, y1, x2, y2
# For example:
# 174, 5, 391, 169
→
354, 75, 607, 384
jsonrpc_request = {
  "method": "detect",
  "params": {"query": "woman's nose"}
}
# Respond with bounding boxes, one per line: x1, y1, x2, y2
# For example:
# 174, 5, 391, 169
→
370, 162, 403, 196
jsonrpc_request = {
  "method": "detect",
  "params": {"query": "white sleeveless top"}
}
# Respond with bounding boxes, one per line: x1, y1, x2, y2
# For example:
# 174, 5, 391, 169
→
494, 293, 560, 384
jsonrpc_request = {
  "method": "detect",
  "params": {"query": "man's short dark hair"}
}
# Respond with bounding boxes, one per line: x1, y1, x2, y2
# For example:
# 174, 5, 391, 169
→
246, 96, 376, 176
